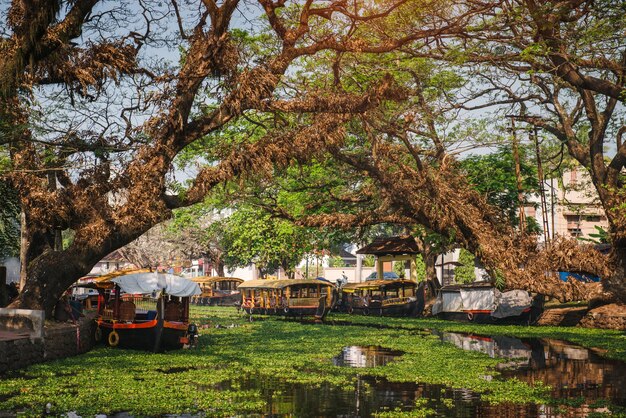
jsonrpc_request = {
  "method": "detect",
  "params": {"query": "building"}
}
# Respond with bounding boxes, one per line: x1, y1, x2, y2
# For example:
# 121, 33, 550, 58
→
525, 167, 609, 241
86, 250, 136, 277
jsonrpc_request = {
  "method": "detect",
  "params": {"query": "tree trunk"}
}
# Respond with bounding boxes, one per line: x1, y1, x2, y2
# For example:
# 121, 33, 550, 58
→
9, 216, 151, 316
216, 259, 226, 277
10, 248, 96, 316
18, 210, 27, 291
424, 252, 440, 298
607, 241, 626, 303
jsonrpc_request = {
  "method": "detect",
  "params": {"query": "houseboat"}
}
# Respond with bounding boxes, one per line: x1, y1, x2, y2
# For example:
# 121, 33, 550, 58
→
239, 278, 335, 320
431, 282, 544, 324
91, 269, 201, 352
340, 278, 425, 317
190, 276, 243, 306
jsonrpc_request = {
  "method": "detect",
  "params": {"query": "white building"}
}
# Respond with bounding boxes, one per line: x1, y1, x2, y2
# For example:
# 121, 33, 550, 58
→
524, 168, 609, 241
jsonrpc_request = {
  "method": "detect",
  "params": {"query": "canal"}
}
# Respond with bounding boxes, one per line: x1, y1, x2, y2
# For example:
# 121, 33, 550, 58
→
1, 309, 625, 417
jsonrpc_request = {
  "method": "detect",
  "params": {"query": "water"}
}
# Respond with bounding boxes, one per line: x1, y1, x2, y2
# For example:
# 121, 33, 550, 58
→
434, 331, 626, 407
3, 331, 625, 417
332, 345, 404, 367
219, 334, 626, 417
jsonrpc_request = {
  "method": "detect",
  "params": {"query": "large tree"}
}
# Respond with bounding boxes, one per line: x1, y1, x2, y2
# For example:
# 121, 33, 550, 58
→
422, 0, 626, 300
224, 46, 613, 302
1, 0, 486, 314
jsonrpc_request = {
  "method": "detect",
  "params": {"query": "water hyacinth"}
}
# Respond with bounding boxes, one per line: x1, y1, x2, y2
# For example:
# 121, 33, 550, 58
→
0, 306, 624, 417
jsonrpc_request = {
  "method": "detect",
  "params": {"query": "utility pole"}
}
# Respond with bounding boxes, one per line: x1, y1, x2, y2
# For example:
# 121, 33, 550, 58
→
533, 126, 551, 245
510, 119, 526, 235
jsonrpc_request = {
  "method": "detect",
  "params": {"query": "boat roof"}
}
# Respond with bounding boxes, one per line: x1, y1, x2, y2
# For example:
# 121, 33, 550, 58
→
269, 279, 335, 289
339, 282, 360, 293
89, 268, 152, 289
86, 269, 201, 297
238, 278, 335, 290
191, 276, 244, 284
237, 279, 278, 289
354, 279, 418, 290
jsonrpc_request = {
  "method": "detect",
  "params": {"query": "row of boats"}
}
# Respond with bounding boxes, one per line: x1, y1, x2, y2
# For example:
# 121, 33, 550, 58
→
82, 269, 544, 352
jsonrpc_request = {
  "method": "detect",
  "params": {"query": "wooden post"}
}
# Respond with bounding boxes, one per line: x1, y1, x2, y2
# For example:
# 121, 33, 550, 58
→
409, 257, 417, 282
0, 266, 7, 307
19, 211, 27, 291
534, 126, 551, 245
376, 257, 384, 280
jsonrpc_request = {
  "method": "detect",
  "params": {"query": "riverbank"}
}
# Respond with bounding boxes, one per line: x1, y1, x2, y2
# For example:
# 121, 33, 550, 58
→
1, 307, 625, 417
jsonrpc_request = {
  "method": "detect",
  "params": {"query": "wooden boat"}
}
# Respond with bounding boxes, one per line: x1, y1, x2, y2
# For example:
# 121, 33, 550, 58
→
431, 282, 544, 324
190, 276, 244, 306
238, 278, 335, 320
91, 269, 201, 352
339, 279, 425, 317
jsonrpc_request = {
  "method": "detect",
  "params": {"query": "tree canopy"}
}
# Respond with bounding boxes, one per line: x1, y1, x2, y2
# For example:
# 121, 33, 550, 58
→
2, 0, 625, 311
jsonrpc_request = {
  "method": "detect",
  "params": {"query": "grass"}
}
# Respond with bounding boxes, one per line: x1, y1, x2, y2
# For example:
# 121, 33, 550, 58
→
0, 306, 624, 417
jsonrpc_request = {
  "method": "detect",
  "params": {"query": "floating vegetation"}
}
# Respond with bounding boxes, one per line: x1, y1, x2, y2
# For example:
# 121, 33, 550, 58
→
0, 306, 624, 416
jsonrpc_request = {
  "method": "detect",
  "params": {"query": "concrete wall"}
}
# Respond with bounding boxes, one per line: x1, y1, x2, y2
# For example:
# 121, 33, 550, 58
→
0, 308, 44, 339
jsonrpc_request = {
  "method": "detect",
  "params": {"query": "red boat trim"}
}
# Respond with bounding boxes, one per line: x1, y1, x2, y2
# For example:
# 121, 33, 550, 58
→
97, 319, 188, 331
98, 320, 159, 330
164, 322, 188, 330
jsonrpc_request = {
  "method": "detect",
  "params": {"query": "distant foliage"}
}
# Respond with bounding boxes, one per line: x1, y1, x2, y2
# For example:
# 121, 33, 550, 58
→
218, 207, 312, 277
393, 261, 405, 278
461, 146, 538, 227
362, 255, 376, 267
329, 255, 346, 268
454, 249, 476, 284
579, 225, 610, 245
415, 254, 426, 281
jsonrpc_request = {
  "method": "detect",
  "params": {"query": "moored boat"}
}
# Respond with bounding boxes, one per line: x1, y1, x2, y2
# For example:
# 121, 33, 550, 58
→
91, 269, 201, 352
431, 282, 544, 324
190, 276, 244, 306
341, 279, 425, 317
239, 278, 335, 320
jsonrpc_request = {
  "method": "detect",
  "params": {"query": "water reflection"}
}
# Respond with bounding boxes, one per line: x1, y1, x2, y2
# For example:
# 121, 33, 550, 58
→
216, 375, 487, 417
435, 330, 626, 412
332, 346, 404, 368
224, 334, 626, 417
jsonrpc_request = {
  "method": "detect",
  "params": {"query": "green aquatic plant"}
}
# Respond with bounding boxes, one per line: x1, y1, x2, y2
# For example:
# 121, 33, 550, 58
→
0, 307, 624, 416
332, 314, 626, 361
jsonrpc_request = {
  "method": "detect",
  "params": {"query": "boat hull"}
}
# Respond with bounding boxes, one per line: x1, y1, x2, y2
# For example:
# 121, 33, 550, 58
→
98, 319, 188, 352
350, 299, 421, 317
194, 293, 241, 306
244, 305, 333, 320
435, 294, 544, 325
436, 309, 537, 325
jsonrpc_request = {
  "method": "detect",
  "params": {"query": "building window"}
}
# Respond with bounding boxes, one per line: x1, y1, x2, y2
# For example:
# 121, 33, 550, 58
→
565, 215, 580, 228
584, 215, 603, 222
568, 228, 582, 237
